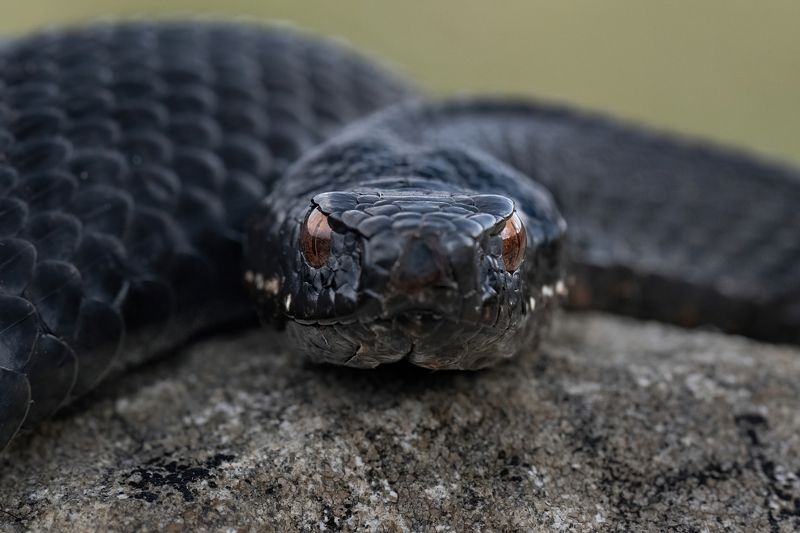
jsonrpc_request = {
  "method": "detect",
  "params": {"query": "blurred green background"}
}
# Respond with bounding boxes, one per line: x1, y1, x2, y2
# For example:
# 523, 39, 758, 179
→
4, 1, 798, 163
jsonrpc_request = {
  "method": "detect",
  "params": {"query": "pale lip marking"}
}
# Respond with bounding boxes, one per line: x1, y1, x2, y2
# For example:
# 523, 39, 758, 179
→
245, 271, 281, 295
556, 280, 567, 296
540, 279, 568, 300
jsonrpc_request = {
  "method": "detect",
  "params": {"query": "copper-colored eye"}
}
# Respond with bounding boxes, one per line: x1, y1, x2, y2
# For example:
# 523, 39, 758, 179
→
500, 212, 526, 272
300, 207, 332, 268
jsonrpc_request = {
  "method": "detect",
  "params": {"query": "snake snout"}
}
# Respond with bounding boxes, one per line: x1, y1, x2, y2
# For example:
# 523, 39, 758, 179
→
388, 236, 452, 294
365, 228, 483, 321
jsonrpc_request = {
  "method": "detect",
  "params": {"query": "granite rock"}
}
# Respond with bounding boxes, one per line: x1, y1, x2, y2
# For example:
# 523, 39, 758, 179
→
1, 313, 799, 532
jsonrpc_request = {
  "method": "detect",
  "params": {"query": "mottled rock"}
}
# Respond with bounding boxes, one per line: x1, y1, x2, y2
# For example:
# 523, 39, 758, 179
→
1, 313, 799, 531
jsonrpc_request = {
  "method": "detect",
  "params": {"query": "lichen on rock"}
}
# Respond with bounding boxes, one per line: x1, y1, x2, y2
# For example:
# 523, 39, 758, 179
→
1, 313, 799, 531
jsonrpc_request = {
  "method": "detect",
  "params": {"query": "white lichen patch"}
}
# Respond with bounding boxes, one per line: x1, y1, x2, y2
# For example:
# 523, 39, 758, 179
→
527, 465, 546, 489
423, 483, 452, 502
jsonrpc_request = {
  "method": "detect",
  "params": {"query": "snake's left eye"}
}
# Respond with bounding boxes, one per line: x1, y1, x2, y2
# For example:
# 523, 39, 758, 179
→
500, 212, 526, 272
300, 207, 332, 268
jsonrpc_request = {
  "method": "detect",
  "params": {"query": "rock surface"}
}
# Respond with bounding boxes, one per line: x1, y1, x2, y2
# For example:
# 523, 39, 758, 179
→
1, 313, 799, 532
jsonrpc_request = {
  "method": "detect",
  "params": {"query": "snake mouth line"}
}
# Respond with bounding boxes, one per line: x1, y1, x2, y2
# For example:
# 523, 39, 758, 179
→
288, 312, 497, 330
286, 281, 560, 327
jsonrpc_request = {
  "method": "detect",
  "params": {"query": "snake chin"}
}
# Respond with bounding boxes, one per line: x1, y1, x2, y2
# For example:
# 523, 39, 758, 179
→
285, 313, 540, 370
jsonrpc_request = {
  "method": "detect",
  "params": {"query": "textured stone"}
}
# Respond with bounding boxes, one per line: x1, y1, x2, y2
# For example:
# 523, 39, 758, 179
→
1, 313, 799, 531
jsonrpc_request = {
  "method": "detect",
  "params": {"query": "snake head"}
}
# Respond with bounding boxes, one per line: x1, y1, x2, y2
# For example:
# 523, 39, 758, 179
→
245, 181, 565, 370
244, 138, 566, 369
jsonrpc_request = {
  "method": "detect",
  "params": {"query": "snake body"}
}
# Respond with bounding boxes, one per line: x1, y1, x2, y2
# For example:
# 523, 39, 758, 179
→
0, 22, 798, 451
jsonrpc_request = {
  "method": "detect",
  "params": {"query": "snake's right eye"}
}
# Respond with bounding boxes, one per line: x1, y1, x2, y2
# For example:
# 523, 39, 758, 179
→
300, 207, 332, 268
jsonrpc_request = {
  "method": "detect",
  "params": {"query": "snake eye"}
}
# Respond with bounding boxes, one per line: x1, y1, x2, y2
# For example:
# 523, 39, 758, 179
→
500, 212, 526, 272
300, 207, 332, 268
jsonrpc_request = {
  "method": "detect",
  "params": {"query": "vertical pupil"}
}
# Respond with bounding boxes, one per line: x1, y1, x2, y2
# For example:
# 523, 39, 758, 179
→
301, 207, 332, 267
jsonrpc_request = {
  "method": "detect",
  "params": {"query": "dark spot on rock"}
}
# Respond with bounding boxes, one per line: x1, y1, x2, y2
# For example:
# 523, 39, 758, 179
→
734, 413, 768, 427
733, 412, 800, 525
206, 453, 235, 468
318, 504, 352, 532
123, 452, 234, 503
133, 491, 159, 503
734, 412, 769, 446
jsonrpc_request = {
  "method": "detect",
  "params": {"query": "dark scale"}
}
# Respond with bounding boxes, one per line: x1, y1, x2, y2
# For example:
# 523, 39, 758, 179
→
0, 21, 798, 452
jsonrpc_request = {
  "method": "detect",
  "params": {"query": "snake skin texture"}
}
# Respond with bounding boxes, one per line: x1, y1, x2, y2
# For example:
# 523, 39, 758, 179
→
1, 21, 799, 452
0, 22, 411, 449
337, 101, 800, 342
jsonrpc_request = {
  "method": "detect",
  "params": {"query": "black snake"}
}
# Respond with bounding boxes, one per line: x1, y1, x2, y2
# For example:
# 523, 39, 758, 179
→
0, 21, 798, 452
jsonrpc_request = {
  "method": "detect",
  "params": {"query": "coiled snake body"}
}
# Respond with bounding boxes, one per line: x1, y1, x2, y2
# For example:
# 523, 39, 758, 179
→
0, 22, 798, 451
